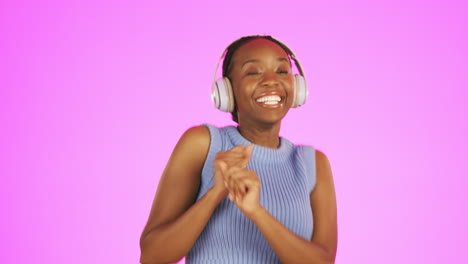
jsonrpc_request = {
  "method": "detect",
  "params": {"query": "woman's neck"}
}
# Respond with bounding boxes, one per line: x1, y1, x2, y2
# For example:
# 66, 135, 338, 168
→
237, 122, 281, 149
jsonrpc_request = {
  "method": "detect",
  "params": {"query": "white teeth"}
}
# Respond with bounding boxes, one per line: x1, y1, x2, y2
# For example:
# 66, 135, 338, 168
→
256, 95, 281, 103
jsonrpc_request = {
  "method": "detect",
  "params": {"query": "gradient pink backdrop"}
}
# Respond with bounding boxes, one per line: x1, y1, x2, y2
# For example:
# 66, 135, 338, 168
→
1, 0, 467, 263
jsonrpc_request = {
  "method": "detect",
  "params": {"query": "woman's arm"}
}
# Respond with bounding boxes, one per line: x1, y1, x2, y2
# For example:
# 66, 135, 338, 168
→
226, 150, 338, 264
139, 126, 226, 264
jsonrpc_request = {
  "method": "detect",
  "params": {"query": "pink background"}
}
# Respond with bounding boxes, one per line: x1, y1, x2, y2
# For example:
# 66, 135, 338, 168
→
1, 0, 467, 263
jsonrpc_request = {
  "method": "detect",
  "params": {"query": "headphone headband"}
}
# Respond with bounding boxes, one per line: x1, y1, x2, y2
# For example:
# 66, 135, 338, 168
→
212, 36, 306, 84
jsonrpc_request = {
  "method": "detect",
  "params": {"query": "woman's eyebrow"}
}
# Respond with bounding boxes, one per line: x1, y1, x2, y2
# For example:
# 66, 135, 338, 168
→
242, 59, 260, 68
276, 58, 289, 63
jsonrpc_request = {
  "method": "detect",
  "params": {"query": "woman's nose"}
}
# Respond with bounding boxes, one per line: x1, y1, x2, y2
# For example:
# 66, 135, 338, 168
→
261, 72, 279, 86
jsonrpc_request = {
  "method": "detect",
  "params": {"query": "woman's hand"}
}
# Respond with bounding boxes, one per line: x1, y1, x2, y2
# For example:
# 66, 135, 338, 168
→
212, 145, 253, 198
223, 165, 262, 218
213, 144, 261, 217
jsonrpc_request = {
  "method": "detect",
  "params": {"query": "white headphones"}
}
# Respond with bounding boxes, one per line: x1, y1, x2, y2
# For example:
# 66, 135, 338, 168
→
211, 36, 309, 112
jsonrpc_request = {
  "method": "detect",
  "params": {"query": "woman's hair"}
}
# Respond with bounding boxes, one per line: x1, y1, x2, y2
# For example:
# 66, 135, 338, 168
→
221, 35, 293, 123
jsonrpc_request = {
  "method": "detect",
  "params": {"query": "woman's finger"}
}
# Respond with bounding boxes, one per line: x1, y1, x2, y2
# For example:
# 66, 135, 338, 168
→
236, 179, 248, 202
227, 167, 246, 200
232, 145, 253, 168
223, 145, 252, 168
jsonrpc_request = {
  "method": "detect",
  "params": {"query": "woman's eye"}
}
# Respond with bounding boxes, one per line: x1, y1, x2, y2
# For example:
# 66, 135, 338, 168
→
277, 70, 289, 74
247, 72, 259, 75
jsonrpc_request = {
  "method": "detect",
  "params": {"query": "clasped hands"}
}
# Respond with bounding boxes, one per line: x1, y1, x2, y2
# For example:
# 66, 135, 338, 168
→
214, 144, 261, 217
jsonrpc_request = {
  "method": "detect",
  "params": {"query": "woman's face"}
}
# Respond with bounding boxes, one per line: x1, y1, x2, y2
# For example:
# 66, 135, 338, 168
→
228, 38, 294, 126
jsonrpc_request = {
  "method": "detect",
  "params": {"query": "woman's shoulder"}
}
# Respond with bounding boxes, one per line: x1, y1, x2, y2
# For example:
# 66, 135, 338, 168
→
178, 125, 211, 149
314, 149, 331, 169
296, 144, 329, 165
183, 125, 210, 137
302, 147, 331, 172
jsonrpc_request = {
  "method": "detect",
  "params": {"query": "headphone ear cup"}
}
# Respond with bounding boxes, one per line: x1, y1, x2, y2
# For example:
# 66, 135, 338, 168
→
211, 77, 235, 112
292, 74, 308, 108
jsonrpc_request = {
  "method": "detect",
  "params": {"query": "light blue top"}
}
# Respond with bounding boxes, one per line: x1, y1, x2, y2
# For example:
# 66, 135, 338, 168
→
186, 124, 316, 264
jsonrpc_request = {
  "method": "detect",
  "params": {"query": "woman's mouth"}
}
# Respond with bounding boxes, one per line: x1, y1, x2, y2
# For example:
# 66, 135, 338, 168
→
255, 95, 284, 107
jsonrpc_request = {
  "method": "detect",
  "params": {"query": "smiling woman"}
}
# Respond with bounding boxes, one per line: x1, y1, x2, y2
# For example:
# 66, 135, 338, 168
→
139, 35, 338, 264
215, 36, 308, 125
227, 39, 295, 130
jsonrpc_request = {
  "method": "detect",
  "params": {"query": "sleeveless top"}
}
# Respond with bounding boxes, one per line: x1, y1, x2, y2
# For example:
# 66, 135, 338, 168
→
186, 124, 317, 263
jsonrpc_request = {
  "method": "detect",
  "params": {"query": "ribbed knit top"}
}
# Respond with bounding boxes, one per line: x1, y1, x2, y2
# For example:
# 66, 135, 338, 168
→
186, 124, 317, 264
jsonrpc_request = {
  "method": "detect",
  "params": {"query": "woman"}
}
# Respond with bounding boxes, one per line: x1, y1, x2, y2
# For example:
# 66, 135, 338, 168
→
140, 35, 337, 264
